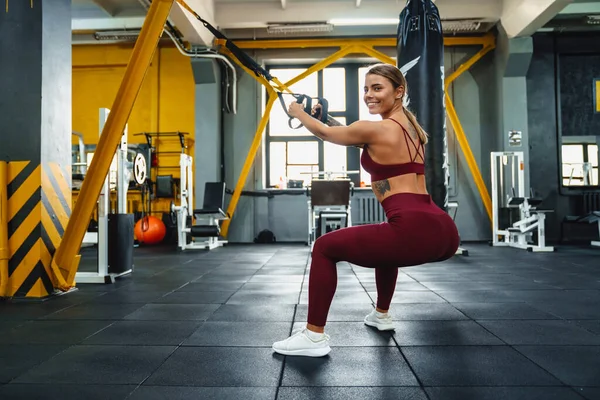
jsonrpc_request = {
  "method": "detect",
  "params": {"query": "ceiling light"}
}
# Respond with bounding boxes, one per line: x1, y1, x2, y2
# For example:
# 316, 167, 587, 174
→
329, 18, 399, 26
94, 30, 141, 41
266, 23, 334, 34
442, 20, 482, 32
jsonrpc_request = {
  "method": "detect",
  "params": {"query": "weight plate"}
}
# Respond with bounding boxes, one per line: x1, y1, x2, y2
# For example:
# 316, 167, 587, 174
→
133, 153, 147, 184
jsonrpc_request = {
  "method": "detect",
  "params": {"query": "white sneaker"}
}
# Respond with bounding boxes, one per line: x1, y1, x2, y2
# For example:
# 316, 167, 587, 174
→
364, 309, 395, 331
272, 328, 331, 357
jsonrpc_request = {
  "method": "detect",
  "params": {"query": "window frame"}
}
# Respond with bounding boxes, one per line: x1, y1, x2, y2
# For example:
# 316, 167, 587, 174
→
264, 63, 367, 188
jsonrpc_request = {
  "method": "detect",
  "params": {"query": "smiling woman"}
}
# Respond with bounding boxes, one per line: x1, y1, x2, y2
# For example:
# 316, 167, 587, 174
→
272, 63, 460, 357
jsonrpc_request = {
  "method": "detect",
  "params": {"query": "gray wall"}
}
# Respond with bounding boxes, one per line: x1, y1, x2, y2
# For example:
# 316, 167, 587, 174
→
192, 59, 222, 205
526, 32, 600, 242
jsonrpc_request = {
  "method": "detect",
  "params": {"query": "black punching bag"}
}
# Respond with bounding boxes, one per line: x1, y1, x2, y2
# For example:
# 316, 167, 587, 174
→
397, 0, 448, 211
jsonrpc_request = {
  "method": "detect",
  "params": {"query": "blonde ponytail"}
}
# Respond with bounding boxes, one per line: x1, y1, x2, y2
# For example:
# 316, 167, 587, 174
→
403, 108, 428, 145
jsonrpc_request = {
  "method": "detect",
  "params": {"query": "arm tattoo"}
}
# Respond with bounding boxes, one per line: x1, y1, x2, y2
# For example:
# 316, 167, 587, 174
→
372, 180, 391, 196
326, 115, 363, 148
326, 115, 344, 127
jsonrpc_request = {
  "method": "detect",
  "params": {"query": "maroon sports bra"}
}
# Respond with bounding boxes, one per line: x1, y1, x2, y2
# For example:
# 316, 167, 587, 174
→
360, 117, 425, 182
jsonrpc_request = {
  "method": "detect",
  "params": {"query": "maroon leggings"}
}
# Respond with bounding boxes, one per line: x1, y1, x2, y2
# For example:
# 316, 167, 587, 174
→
307, 193, 460, 327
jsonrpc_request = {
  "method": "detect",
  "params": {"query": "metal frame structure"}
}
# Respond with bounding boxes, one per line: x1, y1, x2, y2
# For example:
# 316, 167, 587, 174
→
216, 33, 496, 238
491, 151, 554, 252
76, 108, 134, 283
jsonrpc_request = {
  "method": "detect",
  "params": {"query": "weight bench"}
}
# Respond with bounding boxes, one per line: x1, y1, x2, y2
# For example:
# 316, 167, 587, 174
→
502, 193, 554, 252
172, 179, 229, 251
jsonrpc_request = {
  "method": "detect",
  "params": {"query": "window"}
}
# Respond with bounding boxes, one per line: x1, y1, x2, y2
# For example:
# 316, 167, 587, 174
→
561, 144, 599, 186
265, 64, 381, 188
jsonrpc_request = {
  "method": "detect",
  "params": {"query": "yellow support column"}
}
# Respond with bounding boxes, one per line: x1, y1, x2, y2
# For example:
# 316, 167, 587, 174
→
445, 92, 493, 223
221, 92, 279, 238
51, 0, 175, 290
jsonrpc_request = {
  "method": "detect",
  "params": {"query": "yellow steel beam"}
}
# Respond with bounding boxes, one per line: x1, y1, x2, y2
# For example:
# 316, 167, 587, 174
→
218, 45, 361, 236
214, 33, 495, 50
215, 27, 496, 237
358, 45, 396, 66
446, 92, 493, 223
0, 161, 8, 297
280, 45, 362, 89
445, 42, 495, 89
51, 0, 175, 290
220, 91, 279, 238
219, 47, 273, 90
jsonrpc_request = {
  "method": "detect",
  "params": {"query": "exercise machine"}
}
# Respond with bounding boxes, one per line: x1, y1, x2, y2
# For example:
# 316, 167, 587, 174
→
171, 154, 229, 250
304, 171, 357, 246
491, 151, 554, 252
76, 108, 147, 284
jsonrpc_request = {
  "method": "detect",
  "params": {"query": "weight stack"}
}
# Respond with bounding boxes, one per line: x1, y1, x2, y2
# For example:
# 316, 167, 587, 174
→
108, 213, 134, 274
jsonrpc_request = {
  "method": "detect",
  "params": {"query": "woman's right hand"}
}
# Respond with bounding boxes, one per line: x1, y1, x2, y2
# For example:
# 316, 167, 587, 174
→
311, 104, 322, 118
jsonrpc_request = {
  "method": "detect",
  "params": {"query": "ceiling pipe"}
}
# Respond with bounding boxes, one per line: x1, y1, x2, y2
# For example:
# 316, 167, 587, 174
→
137, 0, 237, 114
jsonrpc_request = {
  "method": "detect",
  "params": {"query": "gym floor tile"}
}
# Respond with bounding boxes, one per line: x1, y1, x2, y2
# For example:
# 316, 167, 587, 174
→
401, 346, 562, 386
276, 387, 428, 400
377, 282, 431, 291
280, 347, 418, 387
514, 345, 600, 387
572, 320, 600, 335
153, 290, 234, 304
526, 299, 600, 320
299, 290, 372, 305
0, 320, 26, 333
112, 282, 188, 292
0, 320, 112, 344
255, 268, 307, 275
419, 290, 525, 303
291, 321, 396, 347
123, 303, 220, 321
389, 320, 504, 346
240, 282, 303, 291
380, 291, 446, 303
575, 387, 600, 400
144, 347, 282, 386
128, 386, 277, 400
3, 243, 599, 399
207, 304, 297, 322
248, 274, 306, 283
182, 281, 245, 290
0, 302, 75, 320
227, 290, 301, 304
42, 303, 144, 320
0, 345, 69, 383
82, 321, 201, 345
0, 384, 137, 400
419, 281, 556, 291
451, 302, 560, 320
379, 303, 469, 320
295, 304, 374, 322
87, 290, 164, 304
424, 386, 585, 400
12, 345, 176, 385
182, 321, 292, 346
478, 320, 600, 345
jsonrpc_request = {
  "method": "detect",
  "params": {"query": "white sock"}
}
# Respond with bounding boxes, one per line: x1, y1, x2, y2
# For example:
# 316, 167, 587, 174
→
375, 310, 389, 318
305, 329, 325, 340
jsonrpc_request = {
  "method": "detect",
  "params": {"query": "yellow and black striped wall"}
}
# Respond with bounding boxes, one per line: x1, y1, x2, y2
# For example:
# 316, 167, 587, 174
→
3, 161, 71, 298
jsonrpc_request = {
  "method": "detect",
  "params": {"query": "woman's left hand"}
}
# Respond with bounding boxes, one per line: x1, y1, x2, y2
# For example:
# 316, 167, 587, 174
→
288, 102, 305, 118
